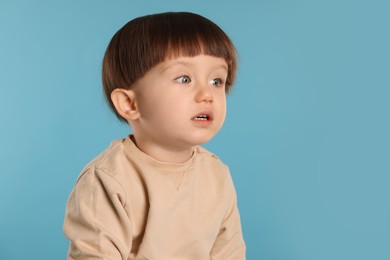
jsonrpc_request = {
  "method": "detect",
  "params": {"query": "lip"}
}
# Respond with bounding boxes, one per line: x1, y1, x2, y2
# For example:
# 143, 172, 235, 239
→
191, 111, 214, 126
192, 111, 213, 120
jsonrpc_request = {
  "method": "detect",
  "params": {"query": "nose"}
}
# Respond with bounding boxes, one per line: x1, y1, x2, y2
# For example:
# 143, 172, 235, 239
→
195, 83, 214, 103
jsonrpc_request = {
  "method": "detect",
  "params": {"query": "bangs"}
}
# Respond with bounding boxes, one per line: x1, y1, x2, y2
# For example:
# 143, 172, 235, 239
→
136, 12, 237, 88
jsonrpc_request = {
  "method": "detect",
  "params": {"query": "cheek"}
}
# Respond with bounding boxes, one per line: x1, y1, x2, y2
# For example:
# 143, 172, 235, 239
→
220, 106, 227, 124
139, 97, 181, 120
218, 94, 227, 113
216, 98, 227, 123
137, 91, 164, 113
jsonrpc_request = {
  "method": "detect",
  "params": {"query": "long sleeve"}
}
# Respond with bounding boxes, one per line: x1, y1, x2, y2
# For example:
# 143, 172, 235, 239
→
63, 137, 245, 259
210, 171, 246, 260
63, 168, 133, 260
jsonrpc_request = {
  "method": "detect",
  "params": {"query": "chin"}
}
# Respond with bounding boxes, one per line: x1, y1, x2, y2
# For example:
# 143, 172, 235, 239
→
188, 133, 216, 146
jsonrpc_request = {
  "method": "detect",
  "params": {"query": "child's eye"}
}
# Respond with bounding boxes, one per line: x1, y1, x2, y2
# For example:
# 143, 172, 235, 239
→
210, 78, 224, 87
175, 75, 191, 84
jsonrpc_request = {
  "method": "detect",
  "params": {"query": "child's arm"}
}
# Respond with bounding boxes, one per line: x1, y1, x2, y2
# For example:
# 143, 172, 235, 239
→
210, 171, 246, 259
63, 168, 132, 259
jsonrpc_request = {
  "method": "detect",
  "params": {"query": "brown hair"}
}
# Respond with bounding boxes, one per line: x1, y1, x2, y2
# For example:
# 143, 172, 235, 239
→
102, 12, 237, 121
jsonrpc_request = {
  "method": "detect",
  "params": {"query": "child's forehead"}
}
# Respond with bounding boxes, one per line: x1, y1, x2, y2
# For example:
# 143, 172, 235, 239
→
161, 55, 228, 69
153, 56, 228, 76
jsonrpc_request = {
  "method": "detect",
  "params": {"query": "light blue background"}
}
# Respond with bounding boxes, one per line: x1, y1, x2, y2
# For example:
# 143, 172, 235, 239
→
1, 0, 389, 259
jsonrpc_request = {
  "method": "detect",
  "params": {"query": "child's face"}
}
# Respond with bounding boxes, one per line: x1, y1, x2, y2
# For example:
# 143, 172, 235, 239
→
132, 54, 228, 150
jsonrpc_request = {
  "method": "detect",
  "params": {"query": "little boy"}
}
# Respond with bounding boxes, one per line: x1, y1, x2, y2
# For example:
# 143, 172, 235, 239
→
63, 12, 246, 260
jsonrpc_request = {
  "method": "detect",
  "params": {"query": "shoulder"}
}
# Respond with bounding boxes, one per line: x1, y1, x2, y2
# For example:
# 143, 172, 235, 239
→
76, 138, 129, 183
193, 146, 237, 214
194, 146, 231, 182
195, 146, 225, 165
195, 146, 228, 167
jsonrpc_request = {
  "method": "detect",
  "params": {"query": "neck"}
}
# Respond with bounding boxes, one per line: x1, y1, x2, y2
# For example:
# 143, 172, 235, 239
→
131, 134, 194, 163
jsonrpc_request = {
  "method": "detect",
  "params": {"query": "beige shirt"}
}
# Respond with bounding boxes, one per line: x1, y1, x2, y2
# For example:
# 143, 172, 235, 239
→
63, 135, 245, 259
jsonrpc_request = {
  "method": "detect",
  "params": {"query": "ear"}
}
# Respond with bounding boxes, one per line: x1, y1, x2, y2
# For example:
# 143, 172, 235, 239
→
111, 88, 140, 121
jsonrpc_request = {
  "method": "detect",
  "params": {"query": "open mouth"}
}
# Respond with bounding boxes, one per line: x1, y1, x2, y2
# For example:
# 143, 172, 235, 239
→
193, 114, 209, 121
192, 112, 213, 122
